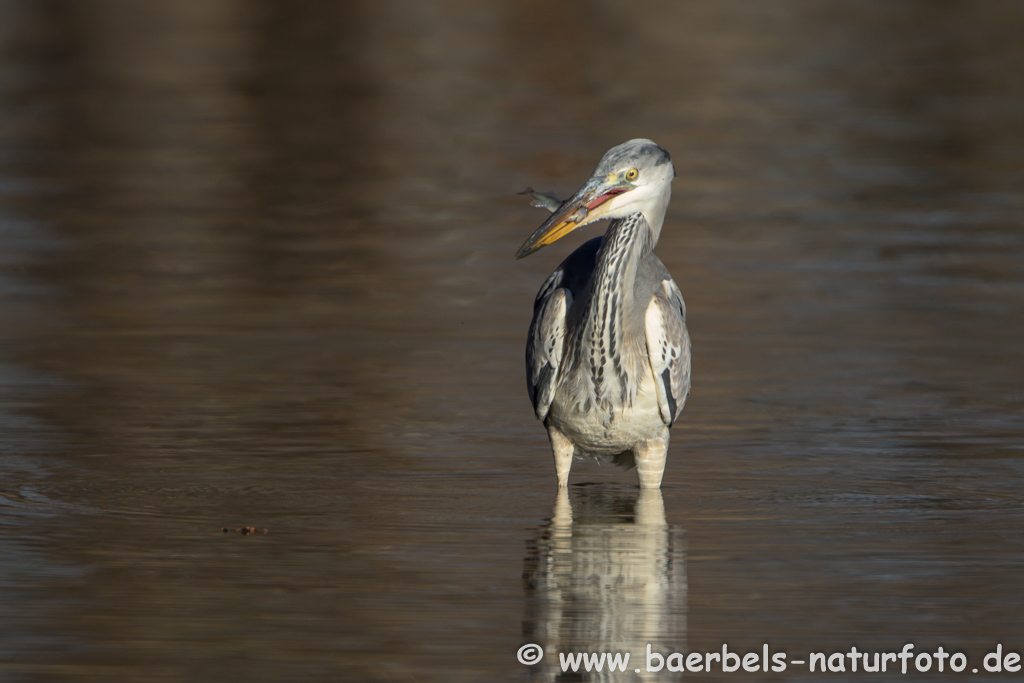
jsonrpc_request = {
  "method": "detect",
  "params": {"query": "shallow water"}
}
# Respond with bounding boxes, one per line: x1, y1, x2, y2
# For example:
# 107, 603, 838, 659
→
1, 1, 1023, 681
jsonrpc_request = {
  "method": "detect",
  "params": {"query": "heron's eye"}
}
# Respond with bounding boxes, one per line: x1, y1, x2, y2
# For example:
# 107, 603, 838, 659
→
625, 168, 639, 181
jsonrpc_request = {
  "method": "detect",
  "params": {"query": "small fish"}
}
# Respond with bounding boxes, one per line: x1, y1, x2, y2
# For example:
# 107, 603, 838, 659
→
518, 187, 563, 213
567, 206, 589, 223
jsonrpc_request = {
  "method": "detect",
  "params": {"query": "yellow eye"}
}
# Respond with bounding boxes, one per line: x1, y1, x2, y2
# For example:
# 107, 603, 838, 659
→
625, 168, 639, 181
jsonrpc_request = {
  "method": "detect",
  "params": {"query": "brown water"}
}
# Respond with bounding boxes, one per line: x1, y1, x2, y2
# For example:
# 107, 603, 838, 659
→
1, 1, 1023, 681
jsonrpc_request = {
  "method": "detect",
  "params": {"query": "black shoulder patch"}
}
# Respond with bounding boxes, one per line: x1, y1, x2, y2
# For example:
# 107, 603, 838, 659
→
662, 368, 677, 425
533, 363, 552, 415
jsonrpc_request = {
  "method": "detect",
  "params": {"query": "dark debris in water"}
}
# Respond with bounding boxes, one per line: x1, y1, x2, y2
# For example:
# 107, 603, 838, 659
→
221, 527, 268, 535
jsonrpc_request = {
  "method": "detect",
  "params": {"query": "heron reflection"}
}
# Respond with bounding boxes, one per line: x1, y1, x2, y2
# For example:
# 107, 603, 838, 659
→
523, 485, 686, 682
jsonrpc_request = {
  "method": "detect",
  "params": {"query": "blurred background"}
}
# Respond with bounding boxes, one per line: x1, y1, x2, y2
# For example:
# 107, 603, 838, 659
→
1, 0, 1023, 680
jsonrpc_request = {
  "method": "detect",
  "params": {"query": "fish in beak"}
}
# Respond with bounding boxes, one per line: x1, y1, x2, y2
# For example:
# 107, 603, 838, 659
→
515, 175, 632, 260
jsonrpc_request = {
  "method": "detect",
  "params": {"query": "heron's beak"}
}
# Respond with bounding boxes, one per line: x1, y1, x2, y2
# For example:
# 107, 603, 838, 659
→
515, 176, 632, 260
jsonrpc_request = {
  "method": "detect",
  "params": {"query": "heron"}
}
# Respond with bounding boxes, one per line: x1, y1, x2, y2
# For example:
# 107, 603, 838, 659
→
516, 139, 691, 489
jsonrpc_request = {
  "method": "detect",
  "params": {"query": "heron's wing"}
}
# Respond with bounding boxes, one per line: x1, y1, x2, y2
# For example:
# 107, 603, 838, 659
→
645, 278, 691, 426
526, 271, 572, 421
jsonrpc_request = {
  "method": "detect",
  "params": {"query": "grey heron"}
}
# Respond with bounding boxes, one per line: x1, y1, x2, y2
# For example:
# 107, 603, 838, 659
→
516, 139, 691, 489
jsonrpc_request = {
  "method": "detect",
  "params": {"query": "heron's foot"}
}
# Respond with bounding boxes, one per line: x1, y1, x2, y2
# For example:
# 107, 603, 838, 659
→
634, 429, 670, 489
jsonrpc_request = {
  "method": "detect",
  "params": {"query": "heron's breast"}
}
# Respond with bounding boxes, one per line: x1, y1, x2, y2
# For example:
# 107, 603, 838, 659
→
548, 362, 662, 453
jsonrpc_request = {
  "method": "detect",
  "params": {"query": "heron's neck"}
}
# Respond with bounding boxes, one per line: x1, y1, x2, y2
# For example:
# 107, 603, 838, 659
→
592, 212, 654, 303
573, 213, 652, 406
639, 183, 671, 244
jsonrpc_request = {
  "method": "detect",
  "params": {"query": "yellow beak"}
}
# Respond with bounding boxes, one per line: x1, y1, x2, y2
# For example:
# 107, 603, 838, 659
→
515, 177, 631, 260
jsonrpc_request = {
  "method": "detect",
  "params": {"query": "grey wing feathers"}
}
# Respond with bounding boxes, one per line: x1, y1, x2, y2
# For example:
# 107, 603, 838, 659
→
644, 278, 691, 426
526, 279, 571, 422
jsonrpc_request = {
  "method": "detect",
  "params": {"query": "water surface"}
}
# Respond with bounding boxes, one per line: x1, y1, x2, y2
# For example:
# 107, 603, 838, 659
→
1, 1, 1023, 681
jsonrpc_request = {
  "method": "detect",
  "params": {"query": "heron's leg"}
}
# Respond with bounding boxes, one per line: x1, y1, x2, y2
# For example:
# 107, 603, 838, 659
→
634, 427, 670, 489
545, 421, 574, 488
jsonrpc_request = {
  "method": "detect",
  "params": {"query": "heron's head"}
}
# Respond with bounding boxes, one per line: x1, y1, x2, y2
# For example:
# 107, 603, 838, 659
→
515, 139, 674, 259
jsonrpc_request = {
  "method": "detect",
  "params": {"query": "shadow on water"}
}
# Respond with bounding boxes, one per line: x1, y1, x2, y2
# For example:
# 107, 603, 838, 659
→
523, 485, 686, 682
